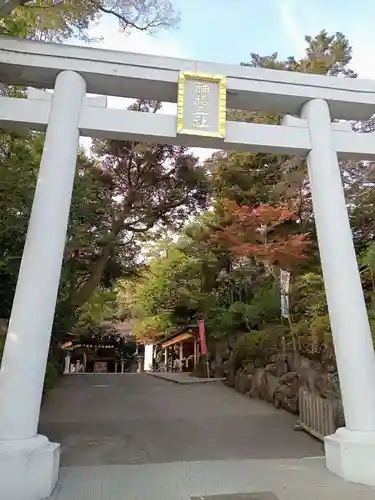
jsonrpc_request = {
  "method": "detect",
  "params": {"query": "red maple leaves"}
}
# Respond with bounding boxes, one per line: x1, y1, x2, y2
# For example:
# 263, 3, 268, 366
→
215, 200, 311, 268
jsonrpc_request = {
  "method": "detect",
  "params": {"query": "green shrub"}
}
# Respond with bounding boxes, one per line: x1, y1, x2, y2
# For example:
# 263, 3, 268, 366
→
44, 359, 60, 395
237, 325, 285, 363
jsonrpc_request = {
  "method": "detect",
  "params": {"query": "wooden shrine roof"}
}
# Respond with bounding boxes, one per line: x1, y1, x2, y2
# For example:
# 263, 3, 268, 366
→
155, 325, 197, 349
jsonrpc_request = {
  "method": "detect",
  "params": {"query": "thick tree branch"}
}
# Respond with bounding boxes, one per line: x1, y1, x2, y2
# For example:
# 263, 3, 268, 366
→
70, 243, 113, 308
88, 0, 150, 31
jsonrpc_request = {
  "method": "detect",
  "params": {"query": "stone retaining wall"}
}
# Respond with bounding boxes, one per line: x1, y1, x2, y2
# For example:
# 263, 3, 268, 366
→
211, 342, 345, 429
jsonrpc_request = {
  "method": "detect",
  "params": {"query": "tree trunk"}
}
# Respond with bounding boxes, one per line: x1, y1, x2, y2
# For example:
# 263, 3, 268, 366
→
69, 243, 113, 308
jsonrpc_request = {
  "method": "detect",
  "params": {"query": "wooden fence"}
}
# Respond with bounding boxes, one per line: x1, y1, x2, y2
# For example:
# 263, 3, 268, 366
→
297, 387, 336, 441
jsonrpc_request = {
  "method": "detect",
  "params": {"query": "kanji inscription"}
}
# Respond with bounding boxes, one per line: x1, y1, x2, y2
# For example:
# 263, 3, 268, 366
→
177, 72, 226, 138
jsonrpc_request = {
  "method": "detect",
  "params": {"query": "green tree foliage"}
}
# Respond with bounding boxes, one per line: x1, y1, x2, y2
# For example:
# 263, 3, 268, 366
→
129, 245, 202, 339
0, 0, 203, 343
0, 0, 182, 396
3, 26, 375, 373
0, 132, 43, 316
75, 287, 118, 328
0, 0, 179, 40
1, 104, 209, 334
121, 30, 375, 361
66, 104, 209, 313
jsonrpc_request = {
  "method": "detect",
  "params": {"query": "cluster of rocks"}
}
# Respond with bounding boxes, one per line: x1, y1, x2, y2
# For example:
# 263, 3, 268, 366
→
211, 341, 345, 429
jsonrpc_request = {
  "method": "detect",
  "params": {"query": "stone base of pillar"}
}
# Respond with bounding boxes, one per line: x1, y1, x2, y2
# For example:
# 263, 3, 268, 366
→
325, 427, 375, 486
0, 434, 60, 500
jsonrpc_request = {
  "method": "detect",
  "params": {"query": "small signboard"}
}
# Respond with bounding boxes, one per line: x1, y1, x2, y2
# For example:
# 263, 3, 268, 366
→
177, 72, 226, 138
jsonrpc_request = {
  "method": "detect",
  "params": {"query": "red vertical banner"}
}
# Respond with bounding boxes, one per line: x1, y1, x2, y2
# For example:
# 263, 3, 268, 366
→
198, 319, 207, 356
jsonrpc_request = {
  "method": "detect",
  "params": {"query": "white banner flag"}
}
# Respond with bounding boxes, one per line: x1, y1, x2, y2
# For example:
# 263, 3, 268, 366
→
280, 269, 291, 318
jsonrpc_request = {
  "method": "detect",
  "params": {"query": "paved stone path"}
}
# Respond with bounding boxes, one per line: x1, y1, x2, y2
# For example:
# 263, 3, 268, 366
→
39, 373, 322, 466
39, 374, 375, 499
50, 458, 375, 500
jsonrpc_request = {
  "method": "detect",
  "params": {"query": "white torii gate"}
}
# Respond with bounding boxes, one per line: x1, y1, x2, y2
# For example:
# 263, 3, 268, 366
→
1, 36, 375, 498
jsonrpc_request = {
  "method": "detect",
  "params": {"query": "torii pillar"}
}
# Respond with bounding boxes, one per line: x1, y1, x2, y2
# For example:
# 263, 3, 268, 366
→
302, 99, 375, 486
0, 71, 86, 499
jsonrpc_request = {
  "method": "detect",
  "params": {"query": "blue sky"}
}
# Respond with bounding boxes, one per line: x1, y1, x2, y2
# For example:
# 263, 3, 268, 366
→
172, 0, 288, 63
172, 0, 375, 70
80, 0, 375, 159
86, 0, 375, 78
